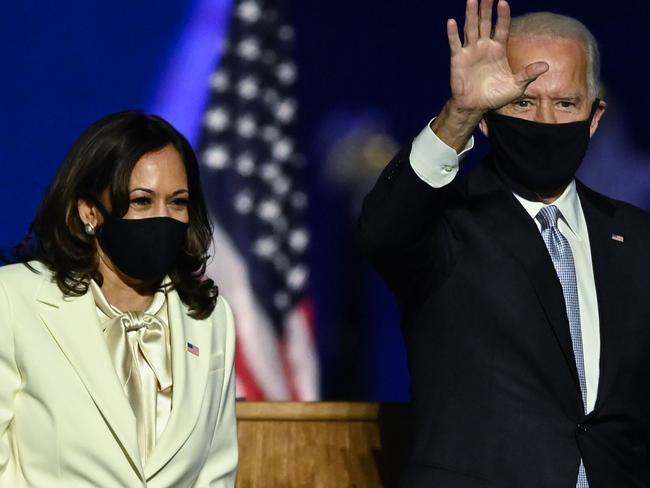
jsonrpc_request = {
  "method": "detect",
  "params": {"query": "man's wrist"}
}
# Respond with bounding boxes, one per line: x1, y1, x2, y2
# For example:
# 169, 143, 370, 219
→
430, 100, 484, 152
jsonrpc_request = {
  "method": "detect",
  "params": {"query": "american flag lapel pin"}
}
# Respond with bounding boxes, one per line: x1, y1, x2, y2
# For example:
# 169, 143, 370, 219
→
611, 234, 624, 243
187, 342, 200, 356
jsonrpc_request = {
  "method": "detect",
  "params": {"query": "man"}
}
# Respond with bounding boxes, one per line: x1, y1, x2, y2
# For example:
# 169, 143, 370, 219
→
359, 0, 650, 486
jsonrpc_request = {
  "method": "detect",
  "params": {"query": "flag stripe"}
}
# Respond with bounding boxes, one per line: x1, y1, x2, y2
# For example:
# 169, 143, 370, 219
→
199, 0, 319, 400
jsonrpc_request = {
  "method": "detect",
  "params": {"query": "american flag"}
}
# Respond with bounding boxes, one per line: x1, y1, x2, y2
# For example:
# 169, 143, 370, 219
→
186, 342, 200, 357
198, 0, 319, 400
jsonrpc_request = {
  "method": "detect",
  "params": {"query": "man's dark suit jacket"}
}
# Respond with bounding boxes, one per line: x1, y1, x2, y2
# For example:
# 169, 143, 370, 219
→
359, 146, 650, 488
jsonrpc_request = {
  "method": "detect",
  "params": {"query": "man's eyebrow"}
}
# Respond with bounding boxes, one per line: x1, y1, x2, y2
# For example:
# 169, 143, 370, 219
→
551, 95, 582, 100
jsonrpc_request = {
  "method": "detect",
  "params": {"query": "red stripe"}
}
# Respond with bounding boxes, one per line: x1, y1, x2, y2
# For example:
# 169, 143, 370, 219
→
279, 297, 317, 400
279, 338, 300, 400
298, 297, 316, 336
234, 340, 266, 400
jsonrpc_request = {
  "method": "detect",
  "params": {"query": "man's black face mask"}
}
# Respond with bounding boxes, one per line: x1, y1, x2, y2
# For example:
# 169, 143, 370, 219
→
485, 100, 600, 197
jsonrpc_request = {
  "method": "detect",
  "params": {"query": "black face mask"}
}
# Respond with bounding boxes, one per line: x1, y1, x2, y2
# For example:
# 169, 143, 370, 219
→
94, 200, 188, 282
485, 100, 599, 197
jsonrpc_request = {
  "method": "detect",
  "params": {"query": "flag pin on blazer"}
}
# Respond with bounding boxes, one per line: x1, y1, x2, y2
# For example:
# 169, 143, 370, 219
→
187, 342, 200, 356
611, 234, 624, 243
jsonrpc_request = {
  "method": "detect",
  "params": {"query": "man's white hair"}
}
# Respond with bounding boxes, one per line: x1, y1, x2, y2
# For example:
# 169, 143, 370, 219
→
509, 12, 603, 99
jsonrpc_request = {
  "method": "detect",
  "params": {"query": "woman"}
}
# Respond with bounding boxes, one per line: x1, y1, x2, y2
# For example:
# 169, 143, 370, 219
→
0, 112, 238, 487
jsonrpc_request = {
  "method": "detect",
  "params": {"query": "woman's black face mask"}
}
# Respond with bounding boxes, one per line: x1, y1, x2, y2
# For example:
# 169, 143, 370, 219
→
485, 99, 600, 197
93, 199, 188, 282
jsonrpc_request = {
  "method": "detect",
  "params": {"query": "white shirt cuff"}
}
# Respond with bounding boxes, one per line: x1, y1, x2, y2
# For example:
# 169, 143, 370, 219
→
409, 119, 474, 188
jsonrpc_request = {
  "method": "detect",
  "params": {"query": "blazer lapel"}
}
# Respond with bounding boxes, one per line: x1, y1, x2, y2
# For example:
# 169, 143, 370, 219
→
36, 279, 143, 477
577, 182, 626, 413
145, 289, 213, 479
469, 164, 582, 407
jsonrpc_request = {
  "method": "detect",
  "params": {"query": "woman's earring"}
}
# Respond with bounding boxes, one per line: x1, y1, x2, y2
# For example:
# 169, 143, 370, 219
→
84, 222, 96, 236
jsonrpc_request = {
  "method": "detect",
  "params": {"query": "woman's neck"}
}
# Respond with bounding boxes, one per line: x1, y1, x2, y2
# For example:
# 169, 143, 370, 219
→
97, 252, 154, 312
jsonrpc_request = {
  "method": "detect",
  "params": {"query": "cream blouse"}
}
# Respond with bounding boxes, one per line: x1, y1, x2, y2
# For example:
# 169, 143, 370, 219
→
90, 280, 173, 463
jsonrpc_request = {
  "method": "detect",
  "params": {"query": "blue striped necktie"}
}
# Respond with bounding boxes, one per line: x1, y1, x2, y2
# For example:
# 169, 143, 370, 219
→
536, 205, 589, 488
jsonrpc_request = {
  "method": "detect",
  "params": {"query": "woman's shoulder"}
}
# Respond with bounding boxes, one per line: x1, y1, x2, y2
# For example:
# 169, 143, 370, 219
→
211, 295, 234, 324
0, 260, 52, 287
205, 294, 236, 354
0, 261, 56, 314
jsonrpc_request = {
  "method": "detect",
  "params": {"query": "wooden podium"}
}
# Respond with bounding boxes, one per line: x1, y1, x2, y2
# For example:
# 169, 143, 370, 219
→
236, 402, 411, 488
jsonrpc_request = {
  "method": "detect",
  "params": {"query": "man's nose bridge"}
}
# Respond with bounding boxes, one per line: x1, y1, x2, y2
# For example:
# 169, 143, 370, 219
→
535, 103, 556, 124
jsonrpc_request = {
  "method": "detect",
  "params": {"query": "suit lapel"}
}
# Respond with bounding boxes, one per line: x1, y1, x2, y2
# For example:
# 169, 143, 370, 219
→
145, 288, 213, 479
469, 164, 582, 406
36, 279, 143, 476
577, 182, 626, 413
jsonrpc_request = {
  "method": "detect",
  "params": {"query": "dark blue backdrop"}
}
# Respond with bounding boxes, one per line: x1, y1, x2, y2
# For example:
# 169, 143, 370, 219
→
1, 0, 648, 400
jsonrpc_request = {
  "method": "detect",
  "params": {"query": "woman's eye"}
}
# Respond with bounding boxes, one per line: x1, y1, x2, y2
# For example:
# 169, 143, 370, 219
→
130, 197, 151, 207
170, 198, 189, 208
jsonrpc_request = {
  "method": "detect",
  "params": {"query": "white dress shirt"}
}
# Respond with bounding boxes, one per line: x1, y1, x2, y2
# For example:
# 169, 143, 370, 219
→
409, 123, 600, 412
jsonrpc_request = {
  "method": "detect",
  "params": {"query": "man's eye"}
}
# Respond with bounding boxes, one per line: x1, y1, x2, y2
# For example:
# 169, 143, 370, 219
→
514, 100, 531, 108
559, 101, 576, 108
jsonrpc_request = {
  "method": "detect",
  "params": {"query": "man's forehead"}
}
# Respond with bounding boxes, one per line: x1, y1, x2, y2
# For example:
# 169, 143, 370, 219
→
507, 36, 587, 64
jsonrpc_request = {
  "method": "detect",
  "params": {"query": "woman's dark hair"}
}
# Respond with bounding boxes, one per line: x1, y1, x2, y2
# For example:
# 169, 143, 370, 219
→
16, 111, 218, 319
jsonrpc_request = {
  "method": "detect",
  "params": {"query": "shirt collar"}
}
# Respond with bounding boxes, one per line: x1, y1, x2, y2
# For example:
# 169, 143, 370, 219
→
513, 180, 585, 241
90, 279, 168, 318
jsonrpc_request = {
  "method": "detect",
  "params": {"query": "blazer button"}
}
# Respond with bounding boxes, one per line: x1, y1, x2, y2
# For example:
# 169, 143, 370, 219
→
576, 423, 588, 434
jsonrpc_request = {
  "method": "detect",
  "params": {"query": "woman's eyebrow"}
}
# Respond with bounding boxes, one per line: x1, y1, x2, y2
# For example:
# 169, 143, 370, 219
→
129, 187, 155, 194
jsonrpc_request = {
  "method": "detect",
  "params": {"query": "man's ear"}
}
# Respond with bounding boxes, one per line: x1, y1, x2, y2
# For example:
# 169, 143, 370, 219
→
478, 118, 489, 137
589, 99, 607, 138
77, 198, 102, 228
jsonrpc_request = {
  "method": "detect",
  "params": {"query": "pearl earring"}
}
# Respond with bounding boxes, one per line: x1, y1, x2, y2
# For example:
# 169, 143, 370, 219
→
84, 223, 96, 236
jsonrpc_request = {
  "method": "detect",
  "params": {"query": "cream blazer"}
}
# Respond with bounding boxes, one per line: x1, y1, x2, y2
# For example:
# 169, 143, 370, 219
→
0, 262, 238, 487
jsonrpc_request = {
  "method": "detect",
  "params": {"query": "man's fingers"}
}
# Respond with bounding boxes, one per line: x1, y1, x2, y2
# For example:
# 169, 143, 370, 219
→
478, 0, 494, 39
493, 0, 511, 44
447, 19, 462, 54
464, 0, 479, 45
514, 61, 550, 86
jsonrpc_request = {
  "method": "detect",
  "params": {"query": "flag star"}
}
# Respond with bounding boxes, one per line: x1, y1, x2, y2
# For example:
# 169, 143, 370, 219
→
237, 38, 261, 61
264, 88, 280, 105
204, 108, 229, 132
273, 253, 290, 272
278, 25, 295, 41
234, 190, 254, 214
276, 62, 297, 84
258, 199, 281, 221
291, 191, 308, 210
260, 163, 280, 181
262, 125, 281, 142
237, 77, 260, 100
272, 139, 293, 160
272, 215, 288, 233
237, 0, 261, 22
236, 115, 257, 138
273, 291, 290, 309
262, 50, 278, 65
210, 71, 230, 92
288, 228, 309, 252
272, 176, 291, 196
286, 265, 308, 291
275, 98, 297, 123
253, 236, 277, 258
236, 153, 256, 176
203, 145, 230, 170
